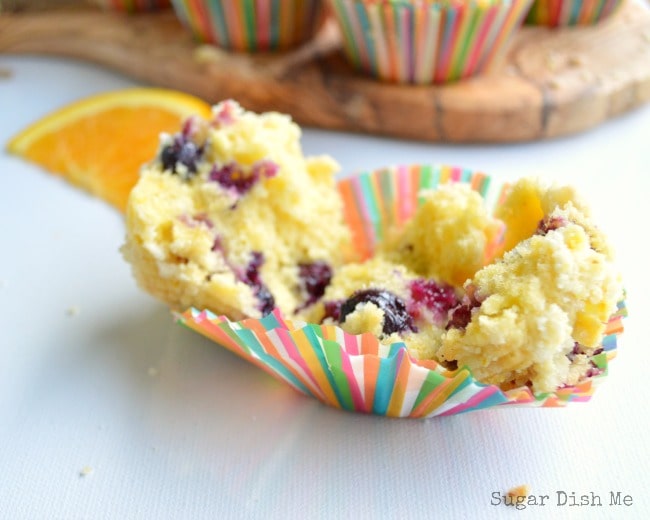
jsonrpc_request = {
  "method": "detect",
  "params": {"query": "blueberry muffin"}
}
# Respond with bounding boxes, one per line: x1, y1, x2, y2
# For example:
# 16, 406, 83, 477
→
122, 101, 352, 319
123, 102, 622, 395
439, 204, 622, 393
314, 179, 622, 393
380, 183, 504, 286
305, 183, 503, 360
327, 0, 533, 84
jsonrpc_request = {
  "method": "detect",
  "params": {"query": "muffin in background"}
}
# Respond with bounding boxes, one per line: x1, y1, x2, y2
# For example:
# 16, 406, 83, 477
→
170, 0, 327, 52
90, 0, 171, 12
525, 0, 623, 26
326, 0, 534, 84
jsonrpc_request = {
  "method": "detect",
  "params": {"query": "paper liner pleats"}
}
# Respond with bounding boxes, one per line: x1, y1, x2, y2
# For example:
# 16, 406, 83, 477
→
326, 0, 533, 84
337, 164, 492, 261
170, 0, 326, 52
177, 165, 626, 418
91, 0, 171, 12
525, 0, 622, 26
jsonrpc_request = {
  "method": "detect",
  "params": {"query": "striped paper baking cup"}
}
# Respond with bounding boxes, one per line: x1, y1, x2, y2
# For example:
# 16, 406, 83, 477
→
326, 0, 533, 84
525, 0, 622, 26
91, 0, 171, 12
177, 165, 626, 418
170, 0, 327, 52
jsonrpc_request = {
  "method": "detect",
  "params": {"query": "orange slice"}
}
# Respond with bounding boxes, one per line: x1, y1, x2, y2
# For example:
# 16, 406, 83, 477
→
6, 88, 212, 212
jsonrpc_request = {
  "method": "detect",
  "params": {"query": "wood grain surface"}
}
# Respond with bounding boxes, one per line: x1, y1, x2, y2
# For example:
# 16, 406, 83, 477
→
1, 1, 650, 143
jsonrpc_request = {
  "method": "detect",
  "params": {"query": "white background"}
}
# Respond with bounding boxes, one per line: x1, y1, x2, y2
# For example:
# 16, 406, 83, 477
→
1, 55, 648, 519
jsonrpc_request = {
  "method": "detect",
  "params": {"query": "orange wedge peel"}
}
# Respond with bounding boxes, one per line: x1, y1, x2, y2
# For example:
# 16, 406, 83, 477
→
6, 88, 212, 212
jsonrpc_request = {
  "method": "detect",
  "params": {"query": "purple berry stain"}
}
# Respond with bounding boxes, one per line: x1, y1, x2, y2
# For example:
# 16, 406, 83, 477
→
446, 286, 481, 330
210, 159, 278, 199
339, 289, 416, 336
254, 285, 275, 316
212, 100, 237, 127
536, 215, 568, 236
243, 251, 264, 286
238, 251, 275, 316
567, 342, 582, 361
408, 279, 459, 324
584, 364, 603, 379
177, 212, 214, 229
322, 300, 343, 322
211, 235, 223, 253
446, 304, 474, 330
297, 261, 332, 310
567, 344, 605, 380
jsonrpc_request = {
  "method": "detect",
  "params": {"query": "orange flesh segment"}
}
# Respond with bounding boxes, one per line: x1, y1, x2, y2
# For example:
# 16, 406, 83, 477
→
7, 89, 212, 212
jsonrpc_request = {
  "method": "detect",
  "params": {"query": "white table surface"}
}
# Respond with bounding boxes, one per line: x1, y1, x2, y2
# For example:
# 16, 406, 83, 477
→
1, 55, 649, 520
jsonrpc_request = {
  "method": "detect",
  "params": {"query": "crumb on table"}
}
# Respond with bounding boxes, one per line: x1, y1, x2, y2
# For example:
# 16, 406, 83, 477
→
65, 305, 80, 317
79, 466, 93, 478
508, 485, 530, 499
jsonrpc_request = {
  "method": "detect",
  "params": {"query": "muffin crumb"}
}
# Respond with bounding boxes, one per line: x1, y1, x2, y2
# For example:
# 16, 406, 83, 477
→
544, 51, 562, 72
508, 484, 530, 499
193, 45, 228, 65
123, 104, 622, 398
567, 54, 584, 67
65, 305, 80, 317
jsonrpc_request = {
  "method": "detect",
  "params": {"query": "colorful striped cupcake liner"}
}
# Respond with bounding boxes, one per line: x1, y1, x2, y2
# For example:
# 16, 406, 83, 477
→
327, 0, 533, 84
525, 0, 623, 26
170, 0, 326, 52
92, 0, 171, 12
176, 165, 626, 418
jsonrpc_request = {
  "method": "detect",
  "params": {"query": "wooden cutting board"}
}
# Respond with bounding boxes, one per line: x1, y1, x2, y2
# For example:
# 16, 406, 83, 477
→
1, 1, 650, 143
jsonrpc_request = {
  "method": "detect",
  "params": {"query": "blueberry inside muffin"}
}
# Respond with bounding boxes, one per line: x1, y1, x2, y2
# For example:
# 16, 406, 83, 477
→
306, 180, 622, 393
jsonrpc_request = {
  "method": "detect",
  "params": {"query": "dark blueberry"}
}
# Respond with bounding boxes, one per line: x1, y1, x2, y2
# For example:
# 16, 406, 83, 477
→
243, 251, 265, 286
339, 289, 416, 336
298, 261, 332, 308
567, 342, 582, 361
536, 215, 568, 236
161, 135, 203, 177
444, 360, 458, 371
446, 304, 474, 330
409, 279, 459, 323
255, 284, 276, 316
322, 300, 343, 322
236, 251, 275, 315
446, 285, 482, 330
